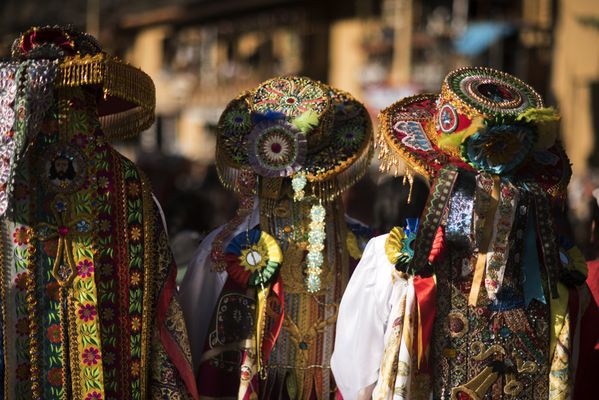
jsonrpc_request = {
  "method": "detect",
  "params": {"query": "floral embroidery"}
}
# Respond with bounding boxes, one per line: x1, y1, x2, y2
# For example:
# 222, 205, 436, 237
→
82, 347, 100, 366
78, 304, 97, 322
47, 324, 62, 343
85, 391, 103, 400
46, 281, 60, 301
47, 367, 63, 386
12, 226, 30, 245
131, 316, 141, 332
14, 272, 28, 291
77, 259, 94, 278
130, 271, 141, 286
16, 363, 30, 381
16, 318, 29, 336
130, 225, 142, 242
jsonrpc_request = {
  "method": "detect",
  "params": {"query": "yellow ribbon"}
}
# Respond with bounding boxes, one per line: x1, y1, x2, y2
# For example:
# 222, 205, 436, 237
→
469, 176, 501, 306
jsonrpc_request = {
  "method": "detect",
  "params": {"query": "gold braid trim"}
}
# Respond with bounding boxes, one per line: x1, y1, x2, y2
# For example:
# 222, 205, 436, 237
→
57, 53, 155, 140
139, 172, 157, 398
376, 94, 437, 180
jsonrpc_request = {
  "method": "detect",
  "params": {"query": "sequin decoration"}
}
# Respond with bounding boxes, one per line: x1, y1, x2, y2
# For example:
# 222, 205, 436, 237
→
445, 67, 543, 116
252, 76, 329, 118
224, 229, 282, 288
247, 120, 307, 178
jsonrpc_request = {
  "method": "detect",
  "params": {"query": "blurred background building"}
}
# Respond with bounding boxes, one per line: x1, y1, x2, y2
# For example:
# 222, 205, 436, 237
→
1, 0, 598, 268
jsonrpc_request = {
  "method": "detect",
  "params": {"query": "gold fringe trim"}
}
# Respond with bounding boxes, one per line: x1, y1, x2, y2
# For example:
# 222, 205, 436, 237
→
376, 94, 437, 180
57, 53, 155, 141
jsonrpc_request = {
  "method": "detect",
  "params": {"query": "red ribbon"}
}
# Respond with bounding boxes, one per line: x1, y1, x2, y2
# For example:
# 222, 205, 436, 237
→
262, 275, 285, 361
413, 275, 436, 371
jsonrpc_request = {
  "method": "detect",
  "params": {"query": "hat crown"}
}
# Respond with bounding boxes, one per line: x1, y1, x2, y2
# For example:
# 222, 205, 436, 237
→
11, 26, 102, 60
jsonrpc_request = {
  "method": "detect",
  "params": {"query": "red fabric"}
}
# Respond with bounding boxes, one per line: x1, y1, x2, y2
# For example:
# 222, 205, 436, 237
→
157, 263, 200, 400
20, 28, 75, 55
573, 260, 599, 399
262, 275, 285, 361
413, 275, 437, 372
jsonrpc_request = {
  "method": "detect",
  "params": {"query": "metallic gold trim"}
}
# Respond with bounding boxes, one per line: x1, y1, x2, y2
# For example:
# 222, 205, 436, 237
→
57, 53, 155, 140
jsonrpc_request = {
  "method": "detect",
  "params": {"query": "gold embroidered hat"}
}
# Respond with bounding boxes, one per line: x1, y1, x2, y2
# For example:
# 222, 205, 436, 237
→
0, 26, 156, 216
215, 75, 373, 199
378, 67, 571, 197
12, 25, 155, 140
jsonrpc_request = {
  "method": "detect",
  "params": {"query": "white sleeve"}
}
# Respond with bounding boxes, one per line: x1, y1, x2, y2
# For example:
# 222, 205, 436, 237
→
178, 199, 261, 374
331, 235, 395, 400
178, 227, 228, 374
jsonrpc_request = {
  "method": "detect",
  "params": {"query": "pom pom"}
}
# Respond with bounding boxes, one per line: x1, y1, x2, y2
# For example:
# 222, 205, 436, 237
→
516, 107, 560, 150
291, 110, 320, 134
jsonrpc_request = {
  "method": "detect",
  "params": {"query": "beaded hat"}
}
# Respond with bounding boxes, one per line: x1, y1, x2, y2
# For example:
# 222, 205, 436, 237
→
0, 26, 155, 215
11, 25, 155, 139
378, 67, 571, 197
215, 76, 373, 200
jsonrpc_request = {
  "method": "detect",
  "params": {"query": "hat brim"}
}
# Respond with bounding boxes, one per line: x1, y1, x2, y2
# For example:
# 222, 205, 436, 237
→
216, 88, 373, 198
379, 93, 571, 197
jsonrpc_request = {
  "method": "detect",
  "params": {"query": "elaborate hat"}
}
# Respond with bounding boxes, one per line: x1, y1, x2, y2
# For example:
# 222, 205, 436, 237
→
215, 75, 373, 200
0, 26, 155, 214
378, 67, 570, 197
11, 25, 155, 139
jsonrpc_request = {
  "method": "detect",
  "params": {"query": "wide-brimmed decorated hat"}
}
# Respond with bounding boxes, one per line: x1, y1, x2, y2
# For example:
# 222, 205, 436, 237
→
215, 75, 373, 199
0, 26, 155, 215
11, 25, 155, 140
378, 67, 571, 197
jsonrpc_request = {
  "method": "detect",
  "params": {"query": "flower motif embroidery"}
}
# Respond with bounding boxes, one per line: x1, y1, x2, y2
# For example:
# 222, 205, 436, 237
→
130, 271, 141, 286
16, 318, 29, 336
47, 324, 62, 344
12, 227, 30, 245
131, 360, 141, 377
14, 272, 28, 292
131, 316, 141, 332
130, 226, 142, 242
82, 347, 100, 366
77, 259, 94, 278
78, 304, 97, 322
85, 391, 103, 400
16, 363, 30, 381
46, 281, 60, 301
47, 367, 63, 386
77, 260, 94, 278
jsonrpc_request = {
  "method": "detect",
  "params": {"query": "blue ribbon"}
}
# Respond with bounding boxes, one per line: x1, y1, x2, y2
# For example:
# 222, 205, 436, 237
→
521, 208, 546, 306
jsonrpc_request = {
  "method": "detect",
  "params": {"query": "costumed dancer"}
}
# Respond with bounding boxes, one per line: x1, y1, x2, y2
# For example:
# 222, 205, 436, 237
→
331, 67, 588, 399
0, 26, 198, 399
179, 76, 374, 399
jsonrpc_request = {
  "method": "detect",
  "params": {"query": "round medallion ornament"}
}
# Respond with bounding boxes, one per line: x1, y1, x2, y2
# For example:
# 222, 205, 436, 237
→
42, 145, 86, 193
247, 120, 307, 177
438, 104, 459, 133
252, 76, 329, 118
445, 68, 543, 116
224, 228, 283, 288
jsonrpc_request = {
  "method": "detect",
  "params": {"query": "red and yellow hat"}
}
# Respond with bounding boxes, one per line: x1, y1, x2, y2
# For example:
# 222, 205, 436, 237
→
378, 67, 570, 197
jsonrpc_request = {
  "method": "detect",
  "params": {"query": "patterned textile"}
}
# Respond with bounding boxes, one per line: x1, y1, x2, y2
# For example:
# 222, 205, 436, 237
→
0, 26, 198, 400
369, 67, 586, 399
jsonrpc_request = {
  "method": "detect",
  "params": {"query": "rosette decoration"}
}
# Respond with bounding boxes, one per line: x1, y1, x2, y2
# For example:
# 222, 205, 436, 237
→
385, 219, 419, 272
247, 117, 307, 178
225, 229, 283, 288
